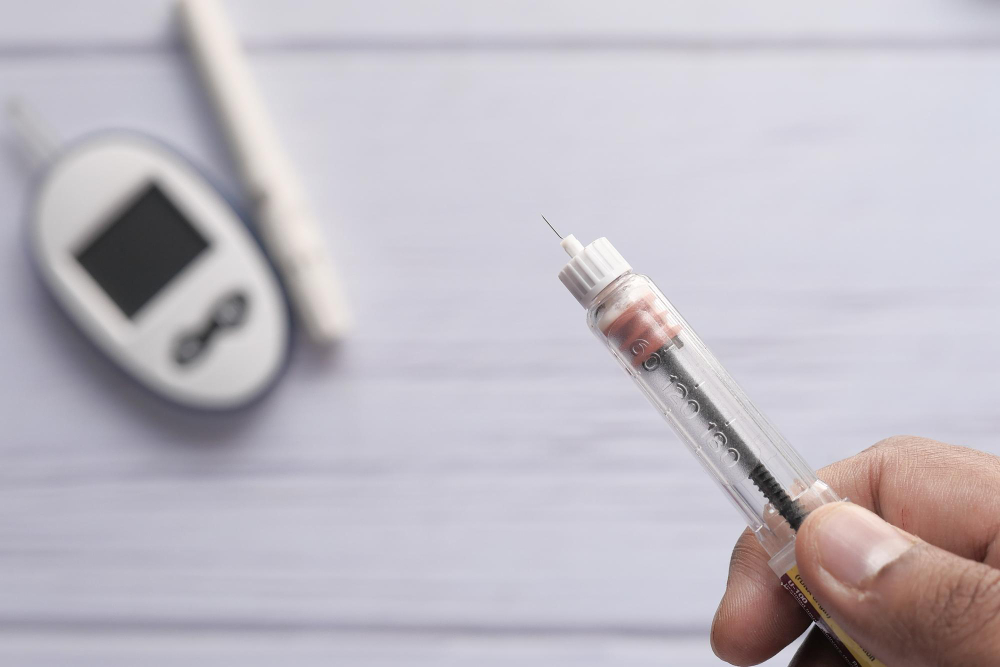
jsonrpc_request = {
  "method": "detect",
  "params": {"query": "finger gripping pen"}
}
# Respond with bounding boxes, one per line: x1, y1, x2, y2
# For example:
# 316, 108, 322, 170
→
552, 230, 883, 667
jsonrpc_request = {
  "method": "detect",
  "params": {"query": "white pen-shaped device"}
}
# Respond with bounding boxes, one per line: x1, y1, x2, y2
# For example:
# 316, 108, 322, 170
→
177, 0, 352, 344
549, 221, 881, 667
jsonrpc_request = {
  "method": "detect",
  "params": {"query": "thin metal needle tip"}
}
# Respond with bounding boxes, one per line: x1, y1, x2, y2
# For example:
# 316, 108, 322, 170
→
541, 215, 563, 239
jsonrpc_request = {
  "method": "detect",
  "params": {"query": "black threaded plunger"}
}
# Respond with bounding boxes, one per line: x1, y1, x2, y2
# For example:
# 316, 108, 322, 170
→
749, 462, 806, 531
643, 342, 808, 531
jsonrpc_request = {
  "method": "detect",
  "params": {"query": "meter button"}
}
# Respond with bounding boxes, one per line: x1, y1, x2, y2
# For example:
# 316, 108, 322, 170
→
214, 292, 248, 329
174, 332, 206, 366
172, 291, 250, 367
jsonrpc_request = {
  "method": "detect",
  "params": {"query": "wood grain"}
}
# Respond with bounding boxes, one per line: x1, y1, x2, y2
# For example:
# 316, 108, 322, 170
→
0, 630, 807, 667
3, 2, 1000, 665
3, 0, 1000, 50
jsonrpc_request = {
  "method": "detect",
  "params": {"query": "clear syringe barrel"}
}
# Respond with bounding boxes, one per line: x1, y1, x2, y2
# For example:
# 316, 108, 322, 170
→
557, 233, 877, 666
586, 270, 840, 557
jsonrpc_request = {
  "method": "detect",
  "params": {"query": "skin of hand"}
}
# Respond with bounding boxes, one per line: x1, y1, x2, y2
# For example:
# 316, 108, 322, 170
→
710, 436, 1000, 667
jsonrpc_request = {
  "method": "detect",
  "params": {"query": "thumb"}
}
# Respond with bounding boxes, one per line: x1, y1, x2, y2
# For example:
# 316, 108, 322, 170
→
795, 502, 1000, 667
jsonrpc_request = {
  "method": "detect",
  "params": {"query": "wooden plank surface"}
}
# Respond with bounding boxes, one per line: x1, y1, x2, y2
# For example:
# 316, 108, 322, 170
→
3, 0, 1000, 48
0, 631, 804, 667
3, 2, 1000, 665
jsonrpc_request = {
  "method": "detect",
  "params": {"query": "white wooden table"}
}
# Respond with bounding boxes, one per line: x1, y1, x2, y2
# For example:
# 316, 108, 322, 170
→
2, 2, 1000, 664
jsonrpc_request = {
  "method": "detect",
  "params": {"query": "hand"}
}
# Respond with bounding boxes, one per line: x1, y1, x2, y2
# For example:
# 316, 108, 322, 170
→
711, 436, 1000, 667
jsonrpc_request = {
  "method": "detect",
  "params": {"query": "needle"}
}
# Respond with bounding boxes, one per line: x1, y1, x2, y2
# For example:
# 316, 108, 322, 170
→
541, 215, 563, 239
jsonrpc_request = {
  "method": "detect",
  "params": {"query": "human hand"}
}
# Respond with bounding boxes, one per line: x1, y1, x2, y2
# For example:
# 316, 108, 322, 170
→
711, 436, 1000, 667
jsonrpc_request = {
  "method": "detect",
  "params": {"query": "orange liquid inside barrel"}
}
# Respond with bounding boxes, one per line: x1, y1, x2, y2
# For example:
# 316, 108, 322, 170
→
601, 294, 682, 367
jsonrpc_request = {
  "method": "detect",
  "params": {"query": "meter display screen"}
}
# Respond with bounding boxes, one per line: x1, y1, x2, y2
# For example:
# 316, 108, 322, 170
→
76, 183, 209, 318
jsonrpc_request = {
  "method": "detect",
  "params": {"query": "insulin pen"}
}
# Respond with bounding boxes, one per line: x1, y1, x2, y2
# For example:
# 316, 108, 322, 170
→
178, 0, 352, 344
548, 219, 882, 667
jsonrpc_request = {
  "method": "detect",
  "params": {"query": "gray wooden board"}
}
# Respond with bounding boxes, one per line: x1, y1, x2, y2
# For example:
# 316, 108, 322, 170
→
0, 631, 802, 667
4, 0, 1000, 47
3, 2, 1000, 665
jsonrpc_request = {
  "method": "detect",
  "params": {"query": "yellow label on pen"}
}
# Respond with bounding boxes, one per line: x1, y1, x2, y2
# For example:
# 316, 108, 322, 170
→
780, 565, 885, 667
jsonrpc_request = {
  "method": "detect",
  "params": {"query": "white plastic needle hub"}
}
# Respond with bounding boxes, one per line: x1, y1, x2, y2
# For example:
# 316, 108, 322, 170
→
560, 234, 585, 257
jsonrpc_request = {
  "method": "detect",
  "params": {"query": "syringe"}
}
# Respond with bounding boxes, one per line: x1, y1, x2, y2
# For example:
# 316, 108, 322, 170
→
550, 222, 883, 667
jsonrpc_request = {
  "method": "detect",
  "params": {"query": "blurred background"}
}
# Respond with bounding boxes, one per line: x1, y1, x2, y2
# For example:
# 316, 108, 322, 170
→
3, 1, 1000, 664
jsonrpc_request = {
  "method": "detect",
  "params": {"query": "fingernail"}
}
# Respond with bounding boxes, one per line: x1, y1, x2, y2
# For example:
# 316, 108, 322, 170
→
814, 503, 915, 587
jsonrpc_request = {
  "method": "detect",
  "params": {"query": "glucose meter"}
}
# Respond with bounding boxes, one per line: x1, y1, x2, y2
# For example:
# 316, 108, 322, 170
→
30, 132, 290, 410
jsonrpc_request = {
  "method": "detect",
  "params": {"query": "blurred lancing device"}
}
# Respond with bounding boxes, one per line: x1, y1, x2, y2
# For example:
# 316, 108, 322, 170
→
10, 101, 289, 410
177, 0, 353, 344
